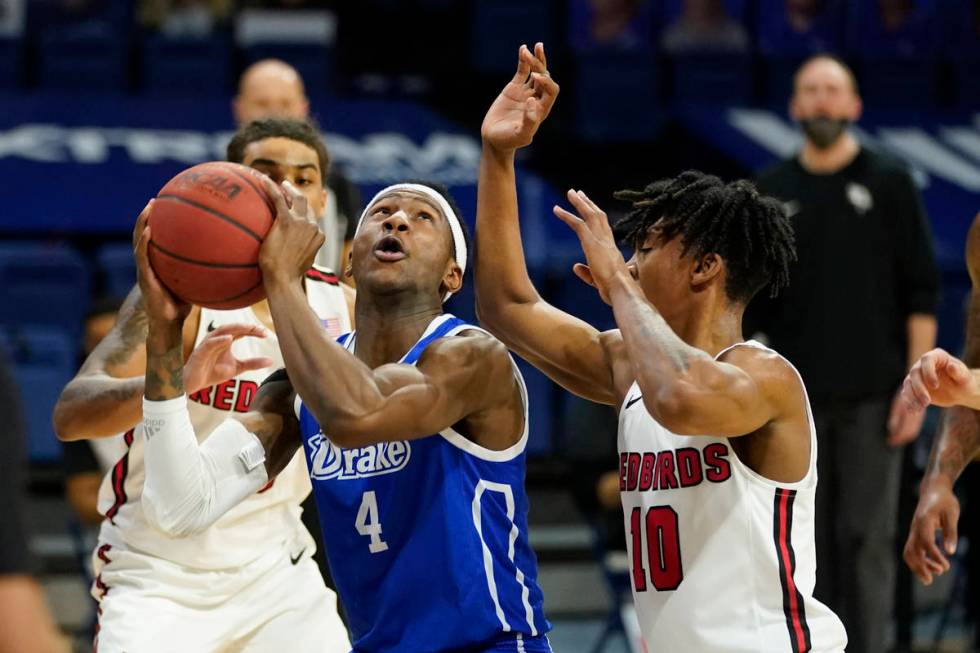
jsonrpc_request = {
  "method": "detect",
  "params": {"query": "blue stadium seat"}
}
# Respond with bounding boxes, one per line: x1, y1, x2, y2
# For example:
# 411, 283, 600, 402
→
142, 32, 234, 95
96, 243, 137, 299
1, 327, 74, 462
0, 242, 91, 342
38, 29, 130, 92
659, 0, 752, 104
849, 0, 940, 106
470, 0, 557, 74
574, 50, 662, 142
942, 0, 980, 108
755, 0, 847, 105
0, 38, 24, 89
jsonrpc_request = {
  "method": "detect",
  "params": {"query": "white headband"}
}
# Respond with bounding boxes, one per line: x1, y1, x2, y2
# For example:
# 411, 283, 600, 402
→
356, 183, 467, 301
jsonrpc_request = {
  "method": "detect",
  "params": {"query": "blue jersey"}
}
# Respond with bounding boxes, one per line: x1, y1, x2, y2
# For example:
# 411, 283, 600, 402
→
296, 314, 551, 652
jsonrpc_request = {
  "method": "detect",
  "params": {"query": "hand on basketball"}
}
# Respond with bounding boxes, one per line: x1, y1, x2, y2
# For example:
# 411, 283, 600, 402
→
183, 323, 275, 393
256, 176, 325, 288
481, 42, 559, 152
902, 348, 979, 411
904, 477, 959, 585
133, 200, 191, 325
553, 189, 632, 305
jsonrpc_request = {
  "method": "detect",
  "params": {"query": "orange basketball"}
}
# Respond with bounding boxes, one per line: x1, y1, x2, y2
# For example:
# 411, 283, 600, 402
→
148, 161, 275, 310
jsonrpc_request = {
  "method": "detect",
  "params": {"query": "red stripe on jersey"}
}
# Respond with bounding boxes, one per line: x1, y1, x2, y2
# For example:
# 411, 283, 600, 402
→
774, 488, 811, 652
105, 429, 135, 524
96, 543, 112, 564
305, 268, 340, 285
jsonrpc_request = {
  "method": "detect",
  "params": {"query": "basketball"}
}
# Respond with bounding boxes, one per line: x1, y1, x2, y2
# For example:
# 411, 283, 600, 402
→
148, 161, 276, 310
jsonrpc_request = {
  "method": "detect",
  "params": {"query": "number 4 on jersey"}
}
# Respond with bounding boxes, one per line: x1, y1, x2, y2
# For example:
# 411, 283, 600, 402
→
356, 490, 389, 553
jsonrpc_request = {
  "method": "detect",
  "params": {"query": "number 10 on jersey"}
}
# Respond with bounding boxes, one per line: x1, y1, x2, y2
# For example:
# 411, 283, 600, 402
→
630, 505, 683, 591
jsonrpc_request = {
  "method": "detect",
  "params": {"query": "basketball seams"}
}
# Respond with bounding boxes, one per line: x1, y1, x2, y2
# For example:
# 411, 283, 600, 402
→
156, 194, 264, 242
216, 163, 278, 218
149, 240, 260, 269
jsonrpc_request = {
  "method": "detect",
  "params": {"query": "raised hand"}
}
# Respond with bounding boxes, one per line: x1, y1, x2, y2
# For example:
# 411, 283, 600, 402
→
257, 176, 325, 289
902, 348, 980, 411
481, 42, 559, 152
552, 189, 633, 305
183, 323, 275, 393
133, 200, 191, 326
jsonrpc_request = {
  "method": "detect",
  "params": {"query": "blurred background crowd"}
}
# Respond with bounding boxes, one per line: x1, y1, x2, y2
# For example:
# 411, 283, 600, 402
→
0, 0, 978, 651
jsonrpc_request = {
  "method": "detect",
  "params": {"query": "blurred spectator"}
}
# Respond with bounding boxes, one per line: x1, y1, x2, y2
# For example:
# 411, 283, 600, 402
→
660, 0, 748, 53
746, 54, 940, 653
878, 0, 913, 32
233, 58, 361, 276
0, 349, 69, 653
569, 0, 652, 51
757, 0, 844, 57
785, 0, 824, 32
63, 297, 127, 527
139, 0, 231, 38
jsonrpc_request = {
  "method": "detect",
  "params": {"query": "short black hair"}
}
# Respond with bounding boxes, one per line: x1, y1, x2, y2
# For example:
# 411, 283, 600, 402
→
226, 118, 330, 185
613, 170, 796, 304
403, 179, 471, 269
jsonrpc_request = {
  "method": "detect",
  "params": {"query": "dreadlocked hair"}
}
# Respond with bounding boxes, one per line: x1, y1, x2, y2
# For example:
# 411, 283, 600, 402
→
612, 170, 797, 303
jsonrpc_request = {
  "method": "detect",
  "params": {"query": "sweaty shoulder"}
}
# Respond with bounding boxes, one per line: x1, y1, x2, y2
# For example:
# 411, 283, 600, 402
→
421, 328, 511, 369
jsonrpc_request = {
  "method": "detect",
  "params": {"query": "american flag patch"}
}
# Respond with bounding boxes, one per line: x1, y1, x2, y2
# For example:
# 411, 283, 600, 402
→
322, 317, 341, 337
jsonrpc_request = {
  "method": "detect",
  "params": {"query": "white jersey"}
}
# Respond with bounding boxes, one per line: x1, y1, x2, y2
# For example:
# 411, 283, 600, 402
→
617, 340, 847, 653
96, 267, 351, 570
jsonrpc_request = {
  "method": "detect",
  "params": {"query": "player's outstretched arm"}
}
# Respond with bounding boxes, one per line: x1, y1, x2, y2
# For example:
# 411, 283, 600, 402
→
133, 211, 299, 537
476, 44, 623, 405
904, 213, 980, 585
553, 191, 788, 436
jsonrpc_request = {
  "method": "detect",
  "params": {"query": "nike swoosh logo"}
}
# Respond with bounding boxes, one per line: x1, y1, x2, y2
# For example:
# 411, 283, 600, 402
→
290, 549, 306, 565
207, 321, 217, 332
625, 394, 643, 410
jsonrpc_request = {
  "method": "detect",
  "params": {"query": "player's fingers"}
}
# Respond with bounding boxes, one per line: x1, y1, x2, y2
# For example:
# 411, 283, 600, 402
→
281, 181, 310, 220
197, 334, 233, 353
906, 373, 932, 410
553, 204, 586, 234
572, 262, 596, 288
940, 507, 959, 555
530, 72, 560, 103
565, 189, 597, 222
513, 44, 532, 84
947, 358, 972, 385
236, 356, 276, 373
132, 200, 153, 250
921, 353, 940, 388
207, 323, 268, 341
535, 42, 548, 70
526, 43, 547, 74
256, 173, 291, 218
576, 190, 609, 225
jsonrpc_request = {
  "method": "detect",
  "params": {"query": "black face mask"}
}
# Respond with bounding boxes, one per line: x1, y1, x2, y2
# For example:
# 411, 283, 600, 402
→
799, 117, 850, 149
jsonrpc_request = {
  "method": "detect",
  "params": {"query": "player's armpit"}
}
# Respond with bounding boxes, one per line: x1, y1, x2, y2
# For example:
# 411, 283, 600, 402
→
324, 333, 520, 449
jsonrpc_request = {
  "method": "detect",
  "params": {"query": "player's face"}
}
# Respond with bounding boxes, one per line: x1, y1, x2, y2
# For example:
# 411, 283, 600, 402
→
790, 58, 861, 123
628, 226, 695, 318
241, 137, 327, 217
351, 191, 461, 299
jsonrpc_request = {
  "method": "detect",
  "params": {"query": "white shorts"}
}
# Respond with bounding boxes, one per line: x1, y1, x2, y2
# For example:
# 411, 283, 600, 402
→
91, 541, 350, 653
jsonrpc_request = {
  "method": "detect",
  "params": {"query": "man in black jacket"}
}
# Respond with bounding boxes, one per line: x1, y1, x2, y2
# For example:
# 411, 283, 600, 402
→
745, 54, 940, 653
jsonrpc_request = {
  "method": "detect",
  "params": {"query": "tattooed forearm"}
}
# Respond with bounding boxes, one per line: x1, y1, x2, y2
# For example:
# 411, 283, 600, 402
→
104, 292, 149, 369
926, 284, 980, 483
144, 323, 185, 402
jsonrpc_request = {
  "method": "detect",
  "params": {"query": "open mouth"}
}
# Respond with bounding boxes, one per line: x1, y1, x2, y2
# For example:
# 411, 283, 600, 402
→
374, 235, 407, 262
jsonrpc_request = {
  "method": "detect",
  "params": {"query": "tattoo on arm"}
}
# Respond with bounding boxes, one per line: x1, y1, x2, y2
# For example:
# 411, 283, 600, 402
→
144, 327, 184, 402
929, 288, 980, 481
105, 293, 149, 370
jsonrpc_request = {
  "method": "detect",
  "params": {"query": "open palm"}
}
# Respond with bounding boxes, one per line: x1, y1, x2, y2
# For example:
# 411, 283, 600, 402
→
481, 43, 559, 151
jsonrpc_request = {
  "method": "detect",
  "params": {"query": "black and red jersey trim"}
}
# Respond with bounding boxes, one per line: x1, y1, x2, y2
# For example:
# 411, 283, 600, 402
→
305, 268, 340, 285
105, 429, 136, 524
773, 488, 812, 652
